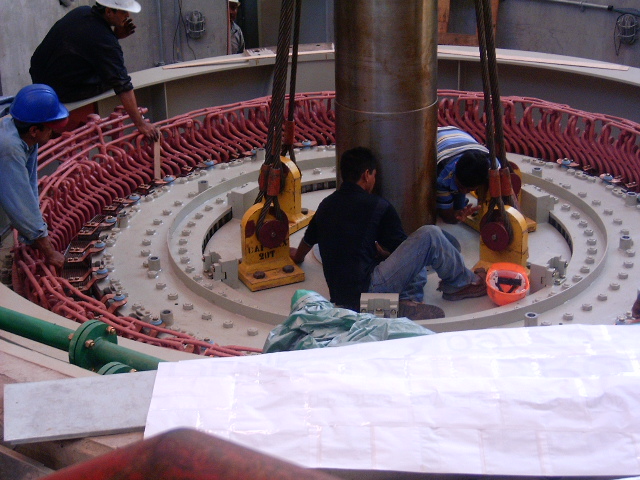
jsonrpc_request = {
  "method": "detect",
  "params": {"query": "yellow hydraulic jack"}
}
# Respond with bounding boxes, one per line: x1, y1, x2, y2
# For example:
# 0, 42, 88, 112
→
238, 157, 314, 291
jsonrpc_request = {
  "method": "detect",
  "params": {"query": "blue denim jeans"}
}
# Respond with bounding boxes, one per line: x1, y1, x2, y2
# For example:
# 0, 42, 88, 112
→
368, 225, 476, 303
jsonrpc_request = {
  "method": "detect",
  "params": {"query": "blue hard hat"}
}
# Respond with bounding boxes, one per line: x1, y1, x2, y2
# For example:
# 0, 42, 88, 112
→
10, 84, 69, 124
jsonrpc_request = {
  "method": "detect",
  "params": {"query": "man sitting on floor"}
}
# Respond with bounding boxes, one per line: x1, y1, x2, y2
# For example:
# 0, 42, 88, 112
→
290, 147, 487, 320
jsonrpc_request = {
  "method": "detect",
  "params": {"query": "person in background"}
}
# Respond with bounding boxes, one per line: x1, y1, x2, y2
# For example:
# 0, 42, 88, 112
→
228, 0, 245, 54
290, 147, 487, 320
0, 85, 69, 269
29, 0, 159, 141
436, 126, 491, 224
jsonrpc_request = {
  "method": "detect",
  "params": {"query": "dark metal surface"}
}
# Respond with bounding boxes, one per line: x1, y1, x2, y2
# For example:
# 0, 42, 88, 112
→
334, 0, 439, 233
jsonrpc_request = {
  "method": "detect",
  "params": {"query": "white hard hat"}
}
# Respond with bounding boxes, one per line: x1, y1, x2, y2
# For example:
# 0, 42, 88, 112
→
229, 0, 240, 4
96, 0, 142, 13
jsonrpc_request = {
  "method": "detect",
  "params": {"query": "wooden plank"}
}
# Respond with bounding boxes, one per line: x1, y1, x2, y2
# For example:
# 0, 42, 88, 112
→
438, 0, 500, 47
438, 46, 630, 71
0, 444, 53, 478
162, 48, 335, 70
153, 140, 161, 181
4, 371, 156, 445
438, 0, 450, 35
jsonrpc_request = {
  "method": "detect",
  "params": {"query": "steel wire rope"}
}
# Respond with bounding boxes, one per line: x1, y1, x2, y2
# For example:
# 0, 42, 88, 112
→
281, 0, 303, 162
255, 0, 296, 235
474, 0, 513, 242
480, 0, 519, 213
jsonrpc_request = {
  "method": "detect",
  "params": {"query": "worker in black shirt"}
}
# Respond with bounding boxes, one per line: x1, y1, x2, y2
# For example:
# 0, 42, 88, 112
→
30, 0, 159, 141
290, 147, 487, 320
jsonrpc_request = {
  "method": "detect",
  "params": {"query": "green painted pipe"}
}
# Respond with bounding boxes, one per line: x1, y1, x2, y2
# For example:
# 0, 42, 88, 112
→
91, 339, 163, 372
0, 305, 73, 351
0, 306, 164, 372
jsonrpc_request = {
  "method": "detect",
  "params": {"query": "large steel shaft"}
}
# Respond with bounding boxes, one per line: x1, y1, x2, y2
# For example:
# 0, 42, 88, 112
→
335, 0, 439, 232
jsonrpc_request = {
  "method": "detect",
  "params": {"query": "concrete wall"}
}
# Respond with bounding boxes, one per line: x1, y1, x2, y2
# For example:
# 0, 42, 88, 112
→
1, 0, 227, 96
2, 0, 640, 96
496, 0, 640, 68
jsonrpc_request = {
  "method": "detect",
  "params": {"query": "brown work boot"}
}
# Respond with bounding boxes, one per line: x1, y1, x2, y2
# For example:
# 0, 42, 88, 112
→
399, 300, 445, 320
441, 268, 488, 301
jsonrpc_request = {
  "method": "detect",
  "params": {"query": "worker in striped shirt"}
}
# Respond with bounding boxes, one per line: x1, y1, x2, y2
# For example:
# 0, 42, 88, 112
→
436, 126, 491, 224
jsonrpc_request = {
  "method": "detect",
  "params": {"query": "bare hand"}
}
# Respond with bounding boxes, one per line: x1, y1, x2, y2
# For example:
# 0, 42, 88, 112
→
138, 122, 160, 141
454, 204, 481, 222
290, 247, 303, 264
47, 251, 66, 270
114, 18, 136, 39
375, 241, 390, 259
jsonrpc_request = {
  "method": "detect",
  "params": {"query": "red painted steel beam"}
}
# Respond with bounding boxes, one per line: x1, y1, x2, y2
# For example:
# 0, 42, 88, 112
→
41, 428, 341, 480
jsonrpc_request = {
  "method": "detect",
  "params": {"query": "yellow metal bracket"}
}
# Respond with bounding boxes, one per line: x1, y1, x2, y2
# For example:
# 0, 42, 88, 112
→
475, 205, 529, 271
238, 157, 313, 291
464, 162, 537, 233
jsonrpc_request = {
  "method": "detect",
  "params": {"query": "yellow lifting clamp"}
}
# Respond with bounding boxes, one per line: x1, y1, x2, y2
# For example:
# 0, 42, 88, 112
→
472, 164, 530, 271
238, 157, 314, 291
476, 205, 529, 271
464, 161, 536, 233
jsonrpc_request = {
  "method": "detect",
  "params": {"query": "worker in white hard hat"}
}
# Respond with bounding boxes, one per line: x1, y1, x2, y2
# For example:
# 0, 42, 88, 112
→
0, 85, 69, 269
30, 1, 159, 141
228, 0, 245, 54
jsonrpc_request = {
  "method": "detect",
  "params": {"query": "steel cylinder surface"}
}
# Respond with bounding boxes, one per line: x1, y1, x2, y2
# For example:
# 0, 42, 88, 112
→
335, 0, 438, 232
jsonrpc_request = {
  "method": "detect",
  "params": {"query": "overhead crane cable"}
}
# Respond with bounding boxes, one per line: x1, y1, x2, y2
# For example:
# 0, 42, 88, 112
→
282, 0, 303, 162
255, 0, 296, 232
480, 0, 508, 170
478, 0, 519, 210
474, 0, 514, 242
473, 0, 498, 171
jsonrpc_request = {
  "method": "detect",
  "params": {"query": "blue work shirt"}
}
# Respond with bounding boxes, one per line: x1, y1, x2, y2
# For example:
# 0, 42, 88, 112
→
0, 117, 48, 244
436, 126, 490, 211
303, 182, 406, 310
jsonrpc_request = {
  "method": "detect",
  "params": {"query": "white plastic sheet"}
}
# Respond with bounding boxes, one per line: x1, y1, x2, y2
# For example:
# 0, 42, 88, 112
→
145, 325, 640, 476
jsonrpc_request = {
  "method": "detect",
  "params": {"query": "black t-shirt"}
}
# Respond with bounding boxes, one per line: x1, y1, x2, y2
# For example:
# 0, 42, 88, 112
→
30, 6, 133, 103
303, 182, 406, 311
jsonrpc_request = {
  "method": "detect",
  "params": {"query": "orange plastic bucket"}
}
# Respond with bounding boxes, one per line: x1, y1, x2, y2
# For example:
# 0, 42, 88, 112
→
486, 262, 530, 306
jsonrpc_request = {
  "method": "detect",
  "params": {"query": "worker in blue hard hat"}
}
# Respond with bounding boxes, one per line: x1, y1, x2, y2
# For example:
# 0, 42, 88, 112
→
0, 85, 69, 269
29, 0, 159, 141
